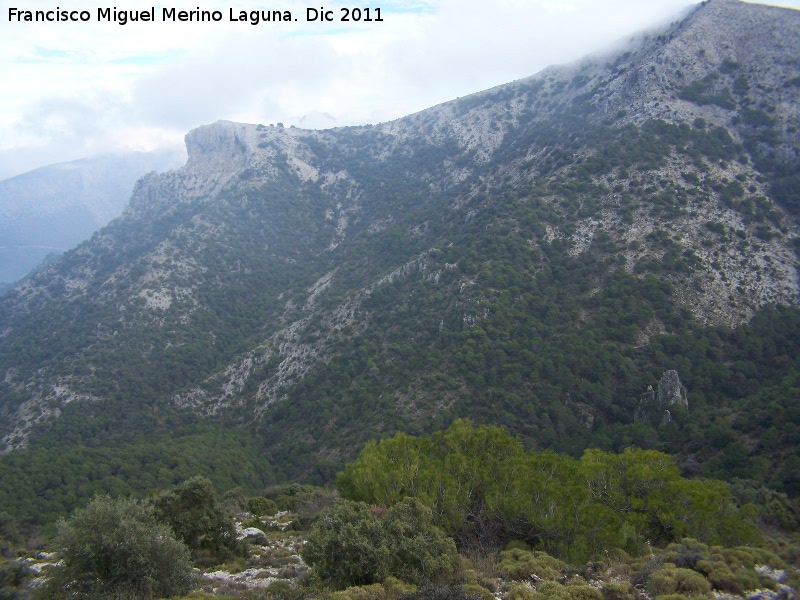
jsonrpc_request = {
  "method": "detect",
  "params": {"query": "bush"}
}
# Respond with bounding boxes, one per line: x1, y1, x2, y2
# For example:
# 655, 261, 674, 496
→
151, 476, 240, 567
248, 496, 278, 517
497, 549, 566, 581
221, 487, 248, 514
302, 498, 460, 587
0, 560, 31, 598
263, 580, 303, 600
663, 540, 709, 569
333, 583, 393, 600
505, 583, 536, 600
383, 577, 418, 599
702, 549, 775, 592
565, 585, 602, 600
397, 586, 484, 600
268, 484, 336, 529
703, 565, 741, 594
42, 495, 197, 599
600, 582, 633, 600
462, 584, 494, 600
672, 568, 710, 595
647, 569, 678, 596
646, 567, 710, 598
534, 581, 570, 600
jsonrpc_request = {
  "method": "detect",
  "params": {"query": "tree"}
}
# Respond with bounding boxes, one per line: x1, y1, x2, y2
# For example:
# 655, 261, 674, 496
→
43, 495, 196, 599
337, 422, 761, 563
150, 475, 239, 567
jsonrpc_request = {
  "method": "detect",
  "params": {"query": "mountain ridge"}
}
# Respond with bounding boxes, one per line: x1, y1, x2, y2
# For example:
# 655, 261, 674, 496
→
1, 0, 799, 499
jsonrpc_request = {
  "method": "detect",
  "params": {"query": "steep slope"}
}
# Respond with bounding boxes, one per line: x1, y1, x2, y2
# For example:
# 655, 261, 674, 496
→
0, 0, 798, 502
0, 150, 185, 285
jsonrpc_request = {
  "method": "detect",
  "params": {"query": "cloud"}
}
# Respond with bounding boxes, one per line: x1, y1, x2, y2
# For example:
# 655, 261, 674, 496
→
130, 29, 339, 130
2, 0, 798, 179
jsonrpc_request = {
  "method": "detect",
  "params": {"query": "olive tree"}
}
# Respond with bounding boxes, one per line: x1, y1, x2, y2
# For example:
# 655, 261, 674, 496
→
301, 497, 461, 588
43, 495, 196, 599
150, 475, 240, 566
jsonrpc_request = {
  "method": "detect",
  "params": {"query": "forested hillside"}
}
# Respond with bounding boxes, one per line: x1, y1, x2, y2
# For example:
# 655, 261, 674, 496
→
0, 0, 799, 525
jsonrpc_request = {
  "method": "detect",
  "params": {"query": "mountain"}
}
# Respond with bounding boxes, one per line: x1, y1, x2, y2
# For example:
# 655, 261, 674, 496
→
0, 150, 186, 286
297, 112, 339, 129
0, 0, 799, 517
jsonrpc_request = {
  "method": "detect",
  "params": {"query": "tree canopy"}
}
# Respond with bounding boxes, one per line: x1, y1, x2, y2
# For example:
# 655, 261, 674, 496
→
338, 421, 760, 562
43, 495, 196, 599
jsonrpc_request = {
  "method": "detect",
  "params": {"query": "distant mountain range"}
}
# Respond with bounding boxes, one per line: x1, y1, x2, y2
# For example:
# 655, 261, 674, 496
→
0, 0, 798, 521
0, 150, 185, 286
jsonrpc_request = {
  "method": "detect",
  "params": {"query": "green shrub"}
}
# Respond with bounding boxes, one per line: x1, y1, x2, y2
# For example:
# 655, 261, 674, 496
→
695, 560, 744, 594
383, 577, 418, 599
741, 547, 783, 567
396, 585, 484, 600
565, 585, 602, 600
534, 581, 570, 600
249, 496, 278, 516
597, 550, 634, 581
334, 583, 391, 600
704, 566, 741, 594
151, 476, 240, 567
462, 569, 479, 586
0, 560, 31, 598
222, 487, 248, 513
733, 568, 760, 592
505, 583, 536, 600
172, 593, 227, 600
240, 516, 264, 530
498, 549, 566, 581
601, 582, 633, 600
302, 498, 460, 587
689, 549, 774, 595
462, 584, 495, 600
646, 566, 710, 598
666, 538, 708, 556
664, 540, 709, 570
647, 569, 678, 596
264, 580, 302, 600
672, 568, 710, 595
692, 560, 720, 577
42, 495, 197, 599
713, 548, 748, 567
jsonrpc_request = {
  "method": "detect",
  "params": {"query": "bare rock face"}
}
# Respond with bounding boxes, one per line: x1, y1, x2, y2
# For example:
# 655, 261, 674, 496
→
657, 370, 689, 409
185, 120, 251, 169
636, 370, 688, 423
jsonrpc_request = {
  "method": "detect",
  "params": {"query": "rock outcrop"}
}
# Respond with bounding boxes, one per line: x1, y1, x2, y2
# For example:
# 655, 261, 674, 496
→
637, 370, 689, 424
657, 370, 689, 410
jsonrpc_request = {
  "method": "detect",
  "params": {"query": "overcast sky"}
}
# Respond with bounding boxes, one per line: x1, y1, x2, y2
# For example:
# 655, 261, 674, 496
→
1, 0, 799, 180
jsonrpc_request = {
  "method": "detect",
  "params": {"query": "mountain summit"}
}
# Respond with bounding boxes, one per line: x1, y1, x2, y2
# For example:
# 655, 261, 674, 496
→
1, 0, 798, 495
